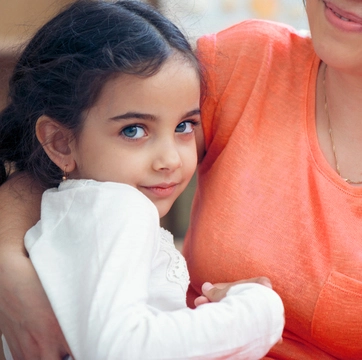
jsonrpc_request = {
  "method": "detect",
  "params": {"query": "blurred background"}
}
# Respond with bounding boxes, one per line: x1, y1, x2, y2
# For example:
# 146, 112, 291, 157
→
0, 0, 309, 240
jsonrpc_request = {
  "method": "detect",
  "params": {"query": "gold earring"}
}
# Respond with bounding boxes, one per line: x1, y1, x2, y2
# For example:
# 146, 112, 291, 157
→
62, 165, 69, 181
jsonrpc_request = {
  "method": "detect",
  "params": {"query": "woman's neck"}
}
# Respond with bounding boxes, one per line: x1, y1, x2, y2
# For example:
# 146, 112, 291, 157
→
316, 62, 362, 185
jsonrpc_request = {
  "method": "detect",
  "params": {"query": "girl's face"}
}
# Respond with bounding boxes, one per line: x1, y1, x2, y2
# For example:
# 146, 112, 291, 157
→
306, 0, 362, 72
69, 57, 201, 218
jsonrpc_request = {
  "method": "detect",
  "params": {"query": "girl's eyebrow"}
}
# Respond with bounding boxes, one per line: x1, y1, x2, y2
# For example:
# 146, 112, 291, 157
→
109, 112, 156, 121
109, 109, 200, 122
184, 109, 201, 118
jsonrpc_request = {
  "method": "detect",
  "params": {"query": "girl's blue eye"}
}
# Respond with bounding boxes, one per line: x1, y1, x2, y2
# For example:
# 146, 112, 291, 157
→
121, 126, 146, 139
176, 121, 195, 134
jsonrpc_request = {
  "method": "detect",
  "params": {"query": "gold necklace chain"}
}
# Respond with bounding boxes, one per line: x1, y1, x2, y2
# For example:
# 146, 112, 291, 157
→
323, 65, 362, 185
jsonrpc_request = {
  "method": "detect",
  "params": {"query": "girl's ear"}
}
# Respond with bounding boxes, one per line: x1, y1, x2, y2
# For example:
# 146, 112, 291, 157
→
36, 115, 76, 172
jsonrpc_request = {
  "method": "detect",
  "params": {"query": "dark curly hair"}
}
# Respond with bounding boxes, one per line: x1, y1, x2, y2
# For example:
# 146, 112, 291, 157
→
0, 0, 202, 188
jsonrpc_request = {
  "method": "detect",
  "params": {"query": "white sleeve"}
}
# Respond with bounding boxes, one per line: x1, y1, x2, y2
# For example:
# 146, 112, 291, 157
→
26, 182, 284, 360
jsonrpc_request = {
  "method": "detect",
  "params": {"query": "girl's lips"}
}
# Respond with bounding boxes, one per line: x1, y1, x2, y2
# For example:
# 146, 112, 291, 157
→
323, 0, 362, 30
142, 183, 178, 197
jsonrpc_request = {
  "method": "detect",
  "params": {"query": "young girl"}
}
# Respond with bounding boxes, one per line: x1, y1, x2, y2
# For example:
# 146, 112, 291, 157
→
0, 1, 284, 359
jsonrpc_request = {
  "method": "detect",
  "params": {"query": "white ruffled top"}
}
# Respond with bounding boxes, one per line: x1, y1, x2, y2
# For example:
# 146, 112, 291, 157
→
3, 180, 284, 360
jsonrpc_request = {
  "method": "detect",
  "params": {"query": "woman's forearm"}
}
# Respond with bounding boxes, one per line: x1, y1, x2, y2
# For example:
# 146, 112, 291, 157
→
0, 172, 43, 254
0, 173, 71, 359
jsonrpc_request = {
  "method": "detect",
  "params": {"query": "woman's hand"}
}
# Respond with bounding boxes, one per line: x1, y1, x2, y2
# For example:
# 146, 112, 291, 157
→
194, 277, 272, 307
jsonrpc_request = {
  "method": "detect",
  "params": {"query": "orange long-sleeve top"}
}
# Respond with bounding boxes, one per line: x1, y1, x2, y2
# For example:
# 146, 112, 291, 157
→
184, 20, 362, 359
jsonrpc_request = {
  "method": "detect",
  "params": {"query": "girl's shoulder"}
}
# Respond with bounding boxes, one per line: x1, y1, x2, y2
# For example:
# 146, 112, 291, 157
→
50, 179, 158, 216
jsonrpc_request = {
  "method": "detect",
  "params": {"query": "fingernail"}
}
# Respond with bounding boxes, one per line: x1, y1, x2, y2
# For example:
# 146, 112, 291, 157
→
202, 282, 214, 292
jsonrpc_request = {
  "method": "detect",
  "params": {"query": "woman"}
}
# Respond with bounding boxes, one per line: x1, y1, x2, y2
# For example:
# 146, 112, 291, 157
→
1, 0, 362, 358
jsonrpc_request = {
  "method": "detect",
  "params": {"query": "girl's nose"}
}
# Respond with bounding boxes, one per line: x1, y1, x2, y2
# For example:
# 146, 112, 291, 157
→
153, 142, 182, 171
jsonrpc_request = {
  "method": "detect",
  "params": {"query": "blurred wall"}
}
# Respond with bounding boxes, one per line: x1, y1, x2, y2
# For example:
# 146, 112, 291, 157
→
160, 0, 309, 42
0, 0, 74, 109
